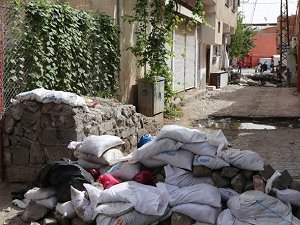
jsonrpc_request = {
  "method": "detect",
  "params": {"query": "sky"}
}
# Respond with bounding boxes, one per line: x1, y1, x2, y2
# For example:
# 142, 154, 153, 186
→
239, 0, 298, 24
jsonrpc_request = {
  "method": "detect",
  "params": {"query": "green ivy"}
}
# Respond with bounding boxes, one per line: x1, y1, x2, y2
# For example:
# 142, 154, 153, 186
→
125, 0, 207, 107
8, 0, 120, 97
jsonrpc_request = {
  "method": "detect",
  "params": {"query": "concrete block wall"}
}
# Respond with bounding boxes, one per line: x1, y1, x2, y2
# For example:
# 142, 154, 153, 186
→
2, 100, 147, 182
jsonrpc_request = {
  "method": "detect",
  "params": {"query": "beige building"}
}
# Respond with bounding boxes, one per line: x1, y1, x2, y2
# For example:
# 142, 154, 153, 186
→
63, 0, 238, 104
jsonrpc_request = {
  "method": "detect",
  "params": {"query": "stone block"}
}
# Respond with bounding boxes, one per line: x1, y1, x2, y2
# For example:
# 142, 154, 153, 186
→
112, 107, 122, 118
3, 115, 16, 134
241, 170, 254, 180
41, 114, 53, 128
103, 109, 113, 120
100, 121, 114, 131
212, 172, 231, 188
6, 165, 43, 182
24, 127, 39, 141
24, 101, 40, 112
71, 217, 89, 225
231, 173, 246, 193
53, 211, 71, 225
42, 218, 58, 225
9, 135, 21, 146
3, 149, 12, 166
221, 167, 240, 178
11, 104, 23, 121
259, 164, 275, 181
30, 142, 46, 164
41, 128, 58, 146
12, 146, 30, 166
52, 115, 76, 129
44, 146, 72, 163
273, 170, 293, 190
13, 126, 24, 136
3, 133, 10, 147
21, 110, 40, 128
244, 180, 254, 192
193, 165, 212, 177
171, 213, 192, 225
56, 129, 77, 145
22, 201, 49, 222
291, 180, 300, 192
19, 137, 31, 148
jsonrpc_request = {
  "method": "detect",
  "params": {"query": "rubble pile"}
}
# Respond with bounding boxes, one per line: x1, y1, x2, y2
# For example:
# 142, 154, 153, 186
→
11, 125, 300, 225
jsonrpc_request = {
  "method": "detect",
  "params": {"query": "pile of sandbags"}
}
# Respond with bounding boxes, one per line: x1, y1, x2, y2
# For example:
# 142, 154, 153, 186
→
12, 125, 300, 225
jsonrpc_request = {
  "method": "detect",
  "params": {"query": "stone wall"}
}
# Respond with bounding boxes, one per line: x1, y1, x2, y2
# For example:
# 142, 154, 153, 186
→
2, 100, 149, 182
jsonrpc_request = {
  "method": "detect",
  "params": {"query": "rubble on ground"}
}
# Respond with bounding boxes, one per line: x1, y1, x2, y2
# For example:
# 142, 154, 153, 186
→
10, 124, 300, 225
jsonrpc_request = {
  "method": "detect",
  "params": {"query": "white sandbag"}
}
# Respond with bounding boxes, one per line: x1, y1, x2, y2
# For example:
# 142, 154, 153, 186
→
152, 150, 194, 170
70, 186, 94, 223
96, 181, 169, 216
77, 158, 103, 169
68, 135, 124, 157
160, 183, 221, 208
219, 188, 239, 202
156, 125, 207, 143
265, 171, 281, 194
35, 196, 57, 209
56, 201, 77, 219
15, 88, 89, 112
12, 198, 30, 209
228, 190, 300, 225
94, 202, 134, 218
164, 165, 213, 188
217, 209, 251, 225
139, 158, 167, 168
273, 188, 300, 207
127, 138, 182, 163
218, 149, 265, 171
24, 187, 56, 200
193, 155, 229, 169
74, 148, 124, 165
182, 142, 217, 156
172, 203, 220, 224
105, 162, 140, 181
206, 130, 229, 147
96, 208, 168, 225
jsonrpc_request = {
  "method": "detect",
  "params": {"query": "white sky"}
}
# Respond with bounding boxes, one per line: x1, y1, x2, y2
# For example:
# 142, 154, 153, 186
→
239, 0, 298, 24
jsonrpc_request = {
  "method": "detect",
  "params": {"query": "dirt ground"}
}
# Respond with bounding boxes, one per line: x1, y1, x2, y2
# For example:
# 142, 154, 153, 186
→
1, 85, 300, 224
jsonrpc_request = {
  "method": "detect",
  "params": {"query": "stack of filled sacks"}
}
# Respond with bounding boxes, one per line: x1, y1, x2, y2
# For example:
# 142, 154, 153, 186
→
11, 125, 300, 225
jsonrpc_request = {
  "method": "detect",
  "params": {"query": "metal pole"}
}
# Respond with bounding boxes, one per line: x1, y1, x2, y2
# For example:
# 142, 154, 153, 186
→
298, 0, 300, 92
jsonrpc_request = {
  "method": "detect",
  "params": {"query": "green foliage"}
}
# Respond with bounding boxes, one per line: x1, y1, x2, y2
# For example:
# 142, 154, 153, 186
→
124, 0, 207, 108
8, 0, 120, 97
229, 13, 256, 59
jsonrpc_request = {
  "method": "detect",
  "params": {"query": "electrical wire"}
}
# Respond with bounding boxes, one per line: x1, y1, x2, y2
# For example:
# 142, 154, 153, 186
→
250, 0, 258, 24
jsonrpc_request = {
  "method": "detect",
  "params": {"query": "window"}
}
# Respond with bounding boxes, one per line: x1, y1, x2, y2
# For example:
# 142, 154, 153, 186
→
213, 45, 221, 56
232, 0, 237, 12
218, 21, 221, 33
225, 0, 230, 7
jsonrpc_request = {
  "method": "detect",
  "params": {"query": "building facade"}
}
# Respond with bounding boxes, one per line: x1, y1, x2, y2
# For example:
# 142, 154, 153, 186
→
245, 27, 278, 68
64, 0, 238, 104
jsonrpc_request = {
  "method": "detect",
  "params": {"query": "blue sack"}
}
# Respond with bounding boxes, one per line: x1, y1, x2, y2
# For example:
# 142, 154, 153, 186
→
138, 134, 155, 148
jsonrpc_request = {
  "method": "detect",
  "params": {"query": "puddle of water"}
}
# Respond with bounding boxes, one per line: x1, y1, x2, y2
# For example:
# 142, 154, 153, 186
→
208, 118, 300, 130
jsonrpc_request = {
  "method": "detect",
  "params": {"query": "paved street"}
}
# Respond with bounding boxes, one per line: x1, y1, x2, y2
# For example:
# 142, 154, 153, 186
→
170, 85, 300, 178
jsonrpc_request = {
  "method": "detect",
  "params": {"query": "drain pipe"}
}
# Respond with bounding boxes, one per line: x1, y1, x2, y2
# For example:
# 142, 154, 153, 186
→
0, 14, 3, 182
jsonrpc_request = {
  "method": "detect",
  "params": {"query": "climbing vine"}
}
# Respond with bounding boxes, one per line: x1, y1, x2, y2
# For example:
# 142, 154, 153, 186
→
8, 0, 120, 97
125, 0, 207, 107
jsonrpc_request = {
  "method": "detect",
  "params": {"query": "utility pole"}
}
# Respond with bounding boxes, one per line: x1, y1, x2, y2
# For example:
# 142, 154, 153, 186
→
279, 0, 290, 76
